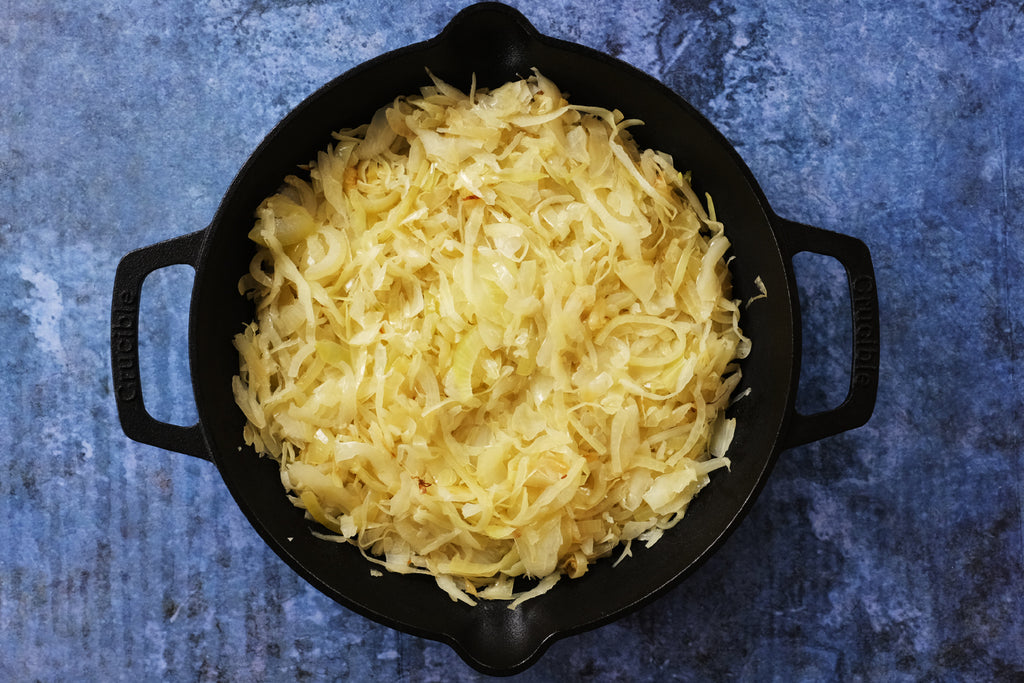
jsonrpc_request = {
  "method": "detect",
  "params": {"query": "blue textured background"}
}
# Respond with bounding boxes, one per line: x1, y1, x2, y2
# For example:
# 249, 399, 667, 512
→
3, 1, 1022, 680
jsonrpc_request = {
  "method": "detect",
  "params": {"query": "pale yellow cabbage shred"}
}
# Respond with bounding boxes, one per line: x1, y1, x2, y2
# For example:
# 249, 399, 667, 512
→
232, 70, 750, 607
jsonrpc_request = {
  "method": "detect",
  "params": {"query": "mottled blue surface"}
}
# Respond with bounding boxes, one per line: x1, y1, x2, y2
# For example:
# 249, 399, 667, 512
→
2, 1, 1022, 680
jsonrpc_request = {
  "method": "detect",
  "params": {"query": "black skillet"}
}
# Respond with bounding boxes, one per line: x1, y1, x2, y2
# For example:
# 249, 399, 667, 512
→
110, 2, 879, 675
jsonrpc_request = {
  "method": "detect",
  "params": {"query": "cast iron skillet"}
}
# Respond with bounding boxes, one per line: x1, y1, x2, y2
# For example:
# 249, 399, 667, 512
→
110, 2, 879, 675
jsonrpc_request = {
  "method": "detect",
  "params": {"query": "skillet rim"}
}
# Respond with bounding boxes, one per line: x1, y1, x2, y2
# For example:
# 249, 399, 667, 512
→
186, 1, 802, 675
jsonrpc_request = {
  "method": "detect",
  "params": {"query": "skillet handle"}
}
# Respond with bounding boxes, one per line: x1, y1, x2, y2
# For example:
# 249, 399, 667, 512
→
774, 216, 879, 449
111, 229, 211, 461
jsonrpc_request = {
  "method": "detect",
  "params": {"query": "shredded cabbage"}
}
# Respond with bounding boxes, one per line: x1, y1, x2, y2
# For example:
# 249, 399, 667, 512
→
232, 70, 749, 607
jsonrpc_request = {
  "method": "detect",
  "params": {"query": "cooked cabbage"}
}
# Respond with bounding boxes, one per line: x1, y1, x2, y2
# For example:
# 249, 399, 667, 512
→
232, 70, 749, 607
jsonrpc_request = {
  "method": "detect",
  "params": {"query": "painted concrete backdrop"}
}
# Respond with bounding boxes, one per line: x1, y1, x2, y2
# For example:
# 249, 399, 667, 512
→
2, 1, 1022, 680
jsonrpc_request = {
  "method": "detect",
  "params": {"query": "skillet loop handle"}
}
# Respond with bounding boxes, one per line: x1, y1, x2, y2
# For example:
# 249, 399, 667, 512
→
775, 217, 879, 449
111, 229, 211, 461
